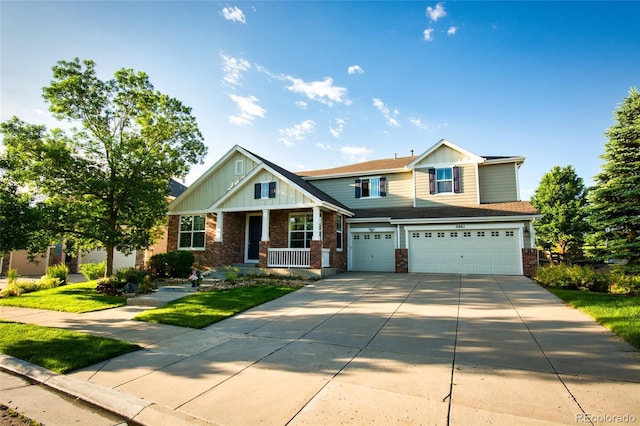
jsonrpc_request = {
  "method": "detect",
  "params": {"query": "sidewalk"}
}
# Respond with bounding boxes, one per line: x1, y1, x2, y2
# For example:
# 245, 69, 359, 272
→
1, 273, 639, 425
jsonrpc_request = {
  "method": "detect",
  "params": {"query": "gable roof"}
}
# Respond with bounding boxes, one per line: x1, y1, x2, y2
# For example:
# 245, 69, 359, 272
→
407, 139, 485, 169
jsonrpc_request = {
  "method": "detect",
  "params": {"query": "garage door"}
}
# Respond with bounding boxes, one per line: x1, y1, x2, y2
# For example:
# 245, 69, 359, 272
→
351, 231, 396, 272
408, 229, 521, 275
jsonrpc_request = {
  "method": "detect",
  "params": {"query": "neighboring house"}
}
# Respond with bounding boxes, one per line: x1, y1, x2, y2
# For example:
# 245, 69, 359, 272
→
0, 179, 188, 276
167, 140, 541, 277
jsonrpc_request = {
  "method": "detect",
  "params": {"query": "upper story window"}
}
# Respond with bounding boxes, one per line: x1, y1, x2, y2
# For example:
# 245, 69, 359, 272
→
254, 182, 276, 199
428, 167, 461, 194
179, 215, 206, 249
355, 176, 387, 198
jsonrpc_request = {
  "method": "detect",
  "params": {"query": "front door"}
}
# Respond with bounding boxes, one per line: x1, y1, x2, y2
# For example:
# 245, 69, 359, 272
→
246, 215, 262, 262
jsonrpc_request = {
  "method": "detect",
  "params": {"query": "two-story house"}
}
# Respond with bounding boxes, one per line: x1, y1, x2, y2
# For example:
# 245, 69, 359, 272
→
167, 139, 540, 276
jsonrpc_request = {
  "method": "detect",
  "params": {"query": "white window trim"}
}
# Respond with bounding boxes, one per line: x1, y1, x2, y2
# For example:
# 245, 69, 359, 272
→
337, 214, 343, 252
235, 159, 244, 175
178, 214, 206, 251
360, 176, 383, 199
288, 212, 321, 249
435, 167, 453, 194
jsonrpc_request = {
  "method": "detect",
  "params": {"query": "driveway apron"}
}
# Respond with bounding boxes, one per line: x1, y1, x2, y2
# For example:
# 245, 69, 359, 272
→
2, 273, 639, 425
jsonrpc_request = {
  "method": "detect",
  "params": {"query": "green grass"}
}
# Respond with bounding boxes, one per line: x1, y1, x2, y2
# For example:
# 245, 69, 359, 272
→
0, 320, 140, 373
134, 285, 298, 328
0, 281, 126, 313
549, 289, 640, 349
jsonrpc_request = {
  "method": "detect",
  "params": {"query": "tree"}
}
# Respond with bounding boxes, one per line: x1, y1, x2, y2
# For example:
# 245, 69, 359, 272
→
588, 87, 640, 272
1, 58, 207, 276
530, 165, 590, 259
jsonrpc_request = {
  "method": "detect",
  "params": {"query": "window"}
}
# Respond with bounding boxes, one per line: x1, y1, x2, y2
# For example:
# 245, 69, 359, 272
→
179, 215, 206, 249
425, 232, 432, 238
428, 167, 461, 194
412, 232, 420, 238
491, 231, 500, 237
235, 159, 244, 175
355, 176, 387, 198
289, 213, 320, 248
437, 232, 445, 238
477, 231, 485, 237
385, 234, 392, 239
336, 214, 343, 251
450, 232, 458, 237
463, 231, 471, 237
254, 182, 276, 199
506, 231, 515, 237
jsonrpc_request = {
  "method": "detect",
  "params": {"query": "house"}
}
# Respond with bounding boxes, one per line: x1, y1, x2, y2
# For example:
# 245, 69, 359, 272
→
167, 139, 541, 277
0, 179, 188, 276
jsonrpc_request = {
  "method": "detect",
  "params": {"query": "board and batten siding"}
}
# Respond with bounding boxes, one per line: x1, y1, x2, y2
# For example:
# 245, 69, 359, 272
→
478, 163, 519, 203
218, 170, 315, 210
309, 171, 414, 209
171, 152, 258, 212
414, 163, 478, 207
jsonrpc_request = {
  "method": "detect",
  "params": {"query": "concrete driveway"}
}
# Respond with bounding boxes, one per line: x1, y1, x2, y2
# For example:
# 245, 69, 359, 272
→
2, 273, 639, 425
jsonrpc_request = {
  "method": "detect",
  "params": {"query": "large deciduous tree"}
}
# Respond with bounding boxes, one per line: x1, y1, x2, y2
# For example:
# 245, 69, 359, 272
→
530, 165, 590, 258
1, 58, 207, 276
588, 87, 640, 272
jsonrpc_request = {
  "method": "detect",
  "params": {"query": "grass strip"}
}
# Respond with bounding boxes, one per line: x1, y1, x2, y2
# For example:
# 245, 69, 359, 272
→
0, 282, 126, 313
549, 289, 640, 349
134, 285, 298, 328
0, 320, 140, 373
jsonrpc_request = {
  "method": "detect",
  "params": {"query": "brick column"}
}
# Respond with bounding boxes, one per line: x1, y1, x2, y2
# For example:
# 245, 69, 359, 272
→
522, 248, 539, 277
259, 240, 271, 268
395, 248, 408, 273
310, 240, 322, 269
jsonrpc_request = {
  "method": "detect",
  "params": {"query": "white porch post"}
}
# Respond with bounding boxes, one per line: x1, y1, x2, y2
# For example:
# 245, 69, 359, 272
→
262, 209, 270, 241
215, 211, 223, 242
312, 206, 321, 241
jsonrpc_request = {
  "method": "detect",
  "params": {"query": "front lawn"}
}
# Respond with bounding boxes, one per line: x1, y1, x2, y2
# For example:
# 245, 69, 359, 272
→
549, 289, 640, 349
134, 285, 299, 328
0, 281, 127, 313
0, 320, 140, 373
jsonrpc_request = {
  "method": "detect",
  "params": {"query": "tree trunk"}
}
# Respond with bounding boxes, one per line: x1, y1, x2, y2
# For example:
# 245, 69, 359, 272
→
106, 243, 115, 277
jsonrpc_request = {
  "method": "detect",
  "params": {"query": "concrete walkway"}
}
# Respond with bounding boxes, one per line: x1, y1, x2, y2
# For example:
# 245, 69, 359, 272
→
1, 273, 639, 425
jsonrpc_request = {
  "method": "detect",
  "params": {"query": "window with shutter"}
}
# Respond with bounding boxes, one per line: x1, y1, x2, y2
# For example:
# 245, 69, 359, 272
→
355, 176, 386, 198
255, 182, 276, 199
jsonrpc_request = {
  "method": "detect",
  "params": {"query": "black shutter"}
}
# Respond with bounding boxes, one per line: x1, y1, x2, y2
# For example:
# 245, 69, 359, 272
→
355, 179, 361, 198
453, 167, 461, 193
428, 168, 436, 194
254, 183, 261, 199
379, 177, 387, 197
268, 181, 276, 198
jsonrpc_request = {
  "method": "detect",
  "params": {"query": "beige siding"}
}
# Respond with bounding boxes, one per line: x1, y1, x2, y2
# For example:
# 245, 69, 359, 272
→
219, 170, 315, 209
479, 163, 519, 203
413, 145, 471, 166
415, 163, 478, 207
310, 171, 414, 209
170, 152, 258, 212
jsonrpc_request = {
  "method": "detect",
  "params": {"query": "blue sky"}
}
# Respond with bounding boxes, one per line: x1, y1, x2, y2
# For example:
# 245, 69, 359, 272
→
2, 1, 639, 199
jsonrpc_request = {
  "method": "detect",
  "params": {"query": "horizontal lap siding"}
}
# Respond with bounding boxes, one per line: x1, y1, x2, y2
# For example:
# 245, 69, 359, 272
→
415, 163, 477, 207
479, 164, 518, 203
310, 172, 414, 209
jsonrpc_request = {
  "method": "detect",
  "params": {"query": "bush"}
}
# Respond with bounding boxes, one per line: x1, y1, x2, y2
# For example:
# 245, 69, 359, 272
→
149, 251, 195, 278
6, 268, 18, 285
610, 274, 640, 296
0, 277, 61, 298
534, 264, 611, 293
79, 262, 106, 280
116, 267, 145, 284
46, 263, 69, 285
95, 276, 124, 295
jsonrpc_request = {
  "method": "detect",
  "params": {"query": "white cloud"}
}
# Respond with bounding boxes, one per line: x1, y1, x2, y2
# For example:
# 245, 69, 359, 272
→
409, 117, 449, 132
423, 28, 435, 41
220, 52, 251, 86
278, 119, 317, 146
372, 98, 400, 127
330, 118, 345, 138
426, 3, 446, 21
220, 6, 246, 23
228, 94, 265, 125
340, 146, 373, 163
447, 26, 458, 35
347, 65, 364, 75
295, 101, 308, 109
316, 142, 333, 150
285, 76, 350, 106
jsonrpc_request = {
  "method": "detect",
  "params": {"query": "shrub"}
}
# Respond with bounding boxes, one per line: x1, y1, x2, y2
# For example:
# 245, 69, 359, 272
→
224, 265, 240, 282
6, 268, 18, 285
534, 264, 612, 293
137, 275, 156, 293
46, 263, 69, 285
0, 277, 61, 298
610, 274, 640, 296
95, 276, 124, 295
79, 262, 106, 280
116, 267, 145, 284
149, 251, 195, 278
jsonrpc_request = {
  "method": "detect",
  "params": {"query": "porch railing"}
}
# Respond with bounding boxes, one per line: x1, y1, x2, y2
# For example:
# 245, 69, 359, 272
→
267, 248, 331, 268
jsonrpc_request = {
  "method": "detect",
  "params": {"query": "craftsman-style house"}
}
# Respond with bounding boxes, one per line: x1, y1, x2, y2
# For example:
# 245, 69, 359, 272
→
167, 139, 540, 277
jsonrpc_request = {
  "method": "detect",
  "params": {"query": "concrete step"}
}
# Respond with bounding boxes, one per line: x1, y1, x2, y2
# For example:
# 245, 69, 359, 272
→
158, 284, 197, 293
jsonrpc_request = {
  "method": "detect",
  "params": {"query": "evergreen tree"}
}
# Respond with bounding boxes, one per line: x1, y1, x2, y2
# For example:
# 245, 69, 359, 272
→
588, 87, 640, 272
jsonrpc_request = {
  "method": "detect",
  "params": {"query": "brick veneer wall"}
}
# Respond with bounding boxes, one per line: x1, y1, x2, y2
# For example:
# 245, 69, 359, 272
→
395, 248, 408, 273
522, 248, 539, 277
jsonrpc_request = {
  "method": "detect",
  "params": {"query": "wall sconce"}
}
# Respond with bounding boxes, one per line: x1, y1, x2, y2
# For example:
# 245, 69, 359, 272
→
523, 226, 530, 238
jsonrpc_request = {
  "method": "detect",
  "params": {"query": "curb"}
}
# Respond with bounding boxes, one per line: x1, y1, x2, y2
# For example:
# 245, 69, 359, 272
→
0, 354, 213, 425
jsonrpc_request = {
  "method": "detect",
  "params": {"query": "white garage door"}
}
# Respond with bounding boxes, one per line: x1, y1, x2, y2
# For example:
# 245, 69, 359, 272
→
351, 231, 396, 272
408, 229, 521, 275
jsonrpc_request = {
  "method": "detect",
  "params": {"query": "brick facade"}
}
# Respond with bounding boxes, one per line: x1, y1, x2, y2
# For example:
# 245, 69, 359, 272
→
522, 248, 539, 277
395, 248, 409, 273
